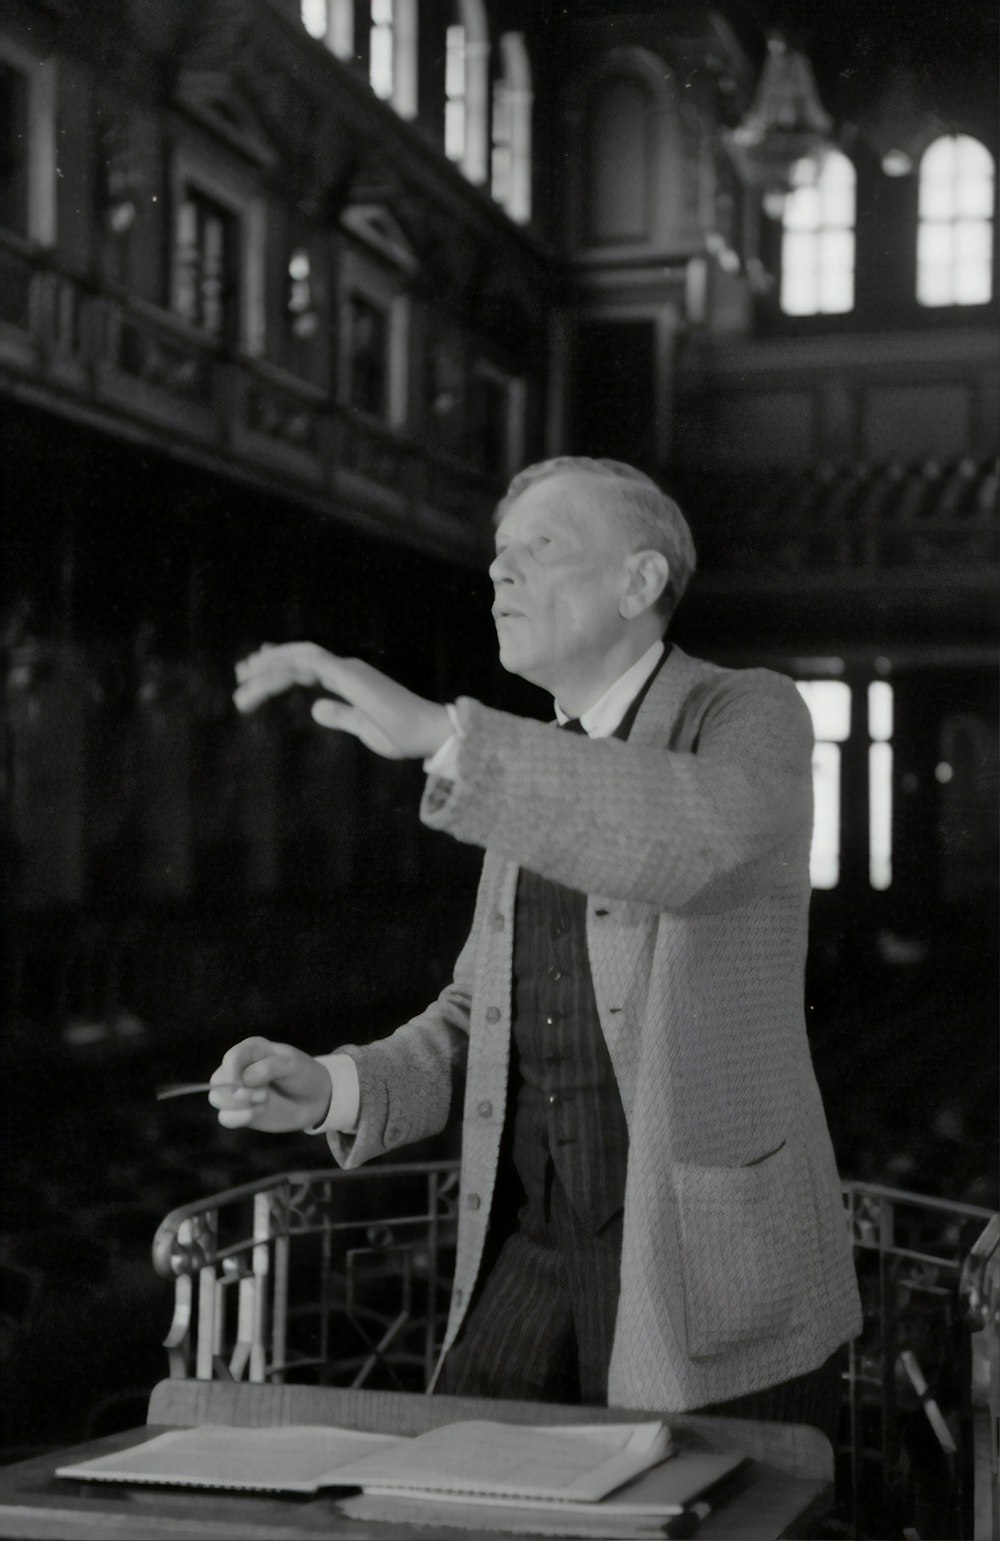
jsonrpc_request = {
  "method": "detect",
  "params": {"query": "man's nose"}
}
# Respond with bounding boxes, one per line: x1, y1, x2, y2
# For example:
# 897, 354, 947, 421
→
488, 547, 521, 583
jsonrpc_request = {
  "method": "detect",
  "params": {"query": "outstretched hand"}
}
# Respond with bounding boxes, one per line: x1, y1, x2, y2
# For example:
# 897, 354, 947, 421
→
233, 642, 451, 761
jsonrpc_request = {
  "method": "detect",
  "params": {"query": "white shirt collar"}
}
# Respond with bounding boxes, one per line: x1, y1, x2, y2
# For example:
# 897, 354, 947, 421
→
554, 640, 665, 738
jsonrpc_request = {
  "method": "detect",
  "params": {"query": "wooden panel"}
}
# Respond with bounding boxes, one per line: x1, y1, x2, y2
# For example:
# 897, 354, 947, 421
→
864, 384, 972, 462
704, 391, 817, 469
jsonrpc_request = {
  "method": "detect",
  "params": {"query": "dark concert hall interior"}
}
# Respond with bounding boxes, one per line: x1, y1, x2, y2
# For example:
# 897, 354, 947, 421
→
0, 2, 997, 1537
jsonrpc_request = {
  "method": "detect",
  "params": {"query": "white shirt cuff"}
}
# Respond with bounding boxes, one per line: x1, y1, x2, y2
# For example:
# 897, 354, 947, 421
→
307, 1052, 361, 1135
422, 702, 463, 778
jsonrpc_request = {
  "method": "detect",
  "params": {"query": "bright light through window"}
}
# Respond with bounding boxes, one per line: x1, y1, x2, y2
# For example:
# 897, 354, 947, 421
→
781, 150, 856, 316
301, 0, 327, 40
918, 135, 994, 306
445, 23, 466, 163
868, 682, 893, 890
491, 33, 532, 223
796, 678, 851, 890
809, 741, 842, 889
796, 680, 851, 742
370, 0, 394, 101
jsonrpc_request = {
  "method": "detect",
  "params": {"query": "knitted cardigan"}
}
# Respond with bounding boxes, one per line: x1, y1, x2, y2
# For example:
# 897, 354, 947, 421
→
326, 644, 863, 1410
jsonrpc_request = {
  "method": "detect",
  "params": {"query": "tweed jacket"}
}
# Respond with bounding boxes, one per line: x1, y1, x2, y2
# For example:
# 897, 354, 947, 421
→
326, 644, 863, 1410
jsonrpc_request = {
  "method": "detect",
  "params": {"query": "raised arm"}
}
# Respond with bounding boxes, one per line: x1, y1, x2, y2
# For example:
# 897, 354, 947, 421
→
420, 670, 814, 912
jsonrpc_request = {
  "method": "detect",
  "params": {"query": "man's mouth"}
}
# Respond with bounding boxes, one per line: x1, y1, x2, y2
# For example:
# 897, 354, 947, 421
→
492, 607, 524, 621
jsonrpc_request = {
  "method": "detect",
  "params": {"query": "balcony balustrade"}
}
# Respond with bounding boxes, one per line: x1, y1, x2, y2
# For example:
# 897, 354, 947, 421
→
691, 460, 999, 590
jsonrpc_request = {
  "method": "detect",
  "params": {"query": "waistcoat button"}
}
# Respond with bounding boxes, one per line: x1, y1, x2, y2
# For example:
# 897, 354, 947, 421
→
485, 1006, 501, 1023
477, 1100, 493, 1118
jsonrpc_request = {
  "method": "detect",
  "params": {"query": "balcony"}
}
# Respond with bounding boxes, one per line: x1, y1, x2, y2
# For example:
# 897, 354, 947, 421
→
0, 233, 497, 566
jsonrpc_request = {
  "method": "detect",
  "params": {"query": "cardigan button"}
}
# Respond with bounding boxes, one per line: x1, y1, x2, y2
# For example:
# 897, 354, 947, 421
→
477, 1100, 493, 1118
453, 1288, 463, 1307
485, 1006, 501, 1023
466, 1193, 481, 1211
492, 913, 505, 931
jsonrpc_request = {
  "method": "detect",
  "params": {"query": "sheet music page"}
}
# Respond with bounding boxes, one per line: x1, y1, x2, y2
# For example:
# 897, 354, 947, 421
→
57, 1423, 399, 1493
335, 1419, 672, 1502
353, 1447, 746, 1515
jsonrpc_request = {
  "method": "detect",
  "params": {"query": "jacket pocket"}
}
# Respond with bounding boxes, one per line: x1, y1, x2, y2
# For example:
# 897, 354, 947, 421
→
675, 1142, 806, 1359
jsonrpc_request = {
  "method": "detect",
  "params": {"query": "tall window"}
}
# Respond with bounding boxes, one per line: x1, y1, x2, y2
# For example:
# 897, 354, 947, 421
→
868, 682, 893, 891
301, 0, 353, 59
347, 294, 390, 418
780, 150, 856, 316
491, 33, 532, 223
917, 134, 994, 306
0, 60, 29, 236
444, 23, 466, 164
369, 0, 394, 101
444, 1, 489, 184
367, 0, 417, 118
796, 678, 851, 889
174, 189, 237, 340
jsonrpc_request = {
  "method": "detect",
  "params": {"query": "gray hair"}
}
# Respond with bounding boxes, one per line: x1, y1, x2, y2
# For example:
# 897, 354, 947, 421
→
494, 456, 697, 620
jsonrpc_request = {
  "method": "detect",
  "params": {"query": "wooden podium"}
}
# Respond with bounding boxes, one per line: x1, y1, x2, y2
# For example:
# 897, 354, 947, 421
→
0, 1379, 834, 1539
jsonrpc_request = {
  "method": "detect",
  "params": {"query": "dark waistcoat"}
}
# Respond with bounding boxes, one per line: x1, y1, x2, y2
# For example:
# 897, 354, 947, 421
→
508, 649, 669, 1235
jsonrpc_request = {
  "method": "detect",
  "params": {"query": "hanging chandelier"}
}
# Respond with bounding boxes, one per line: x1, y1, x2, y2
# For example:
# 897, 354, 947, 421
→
725, 33, 834, 201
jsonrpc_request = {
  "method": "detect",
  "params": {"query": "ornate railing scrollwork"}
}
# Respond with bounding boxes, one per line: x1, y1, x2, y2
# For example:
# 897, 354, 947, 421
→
152, 1161, 460, 1389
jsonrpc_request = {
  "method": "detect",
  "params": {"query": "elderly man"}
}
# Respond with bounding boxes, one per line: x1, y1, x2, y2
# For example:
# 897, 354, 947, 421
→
210, 457, 861, 1430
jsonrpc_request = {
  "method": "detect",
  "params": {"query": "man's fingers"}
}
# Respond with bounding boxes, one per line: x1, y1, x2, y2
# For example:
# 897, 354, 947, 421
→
208, 1084, 267, 1111
216, 1106, 261, 1129
240, 1051, 296, 1089
211, 1035, 275, 1083
233, 663, 317, 714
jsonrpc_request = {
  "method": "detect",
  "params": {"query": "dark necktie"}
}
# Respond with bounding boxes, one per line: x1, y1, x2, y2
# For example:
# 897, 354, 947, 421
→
560, 717, 587, 735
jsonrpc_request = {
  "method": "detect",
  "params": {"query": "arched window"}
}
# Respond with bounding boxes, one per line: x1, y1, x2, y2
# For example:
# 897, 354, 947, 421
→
368, 0, 418, 119
444, 0, 489, 185
300, 0, 353, 60
917, 134, 994, 306
780, 150, 856, 316
491, 32, 532, 223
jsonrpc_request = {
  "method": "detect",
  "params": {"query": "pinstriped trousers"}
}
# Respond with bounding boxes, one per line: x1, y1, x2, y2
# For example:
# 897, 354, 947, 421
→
438, 1170, 623, 1406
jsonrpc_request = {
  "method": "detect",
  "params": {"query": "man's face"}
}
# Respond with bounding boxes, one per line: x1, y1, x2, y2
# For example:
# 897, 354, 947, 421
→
489, 472, 633, 695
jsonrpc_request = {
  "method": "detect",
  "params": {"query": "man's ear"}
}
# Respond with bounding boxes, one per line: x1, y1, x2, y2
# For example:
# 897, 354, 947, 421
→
619, 550, 669, 619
